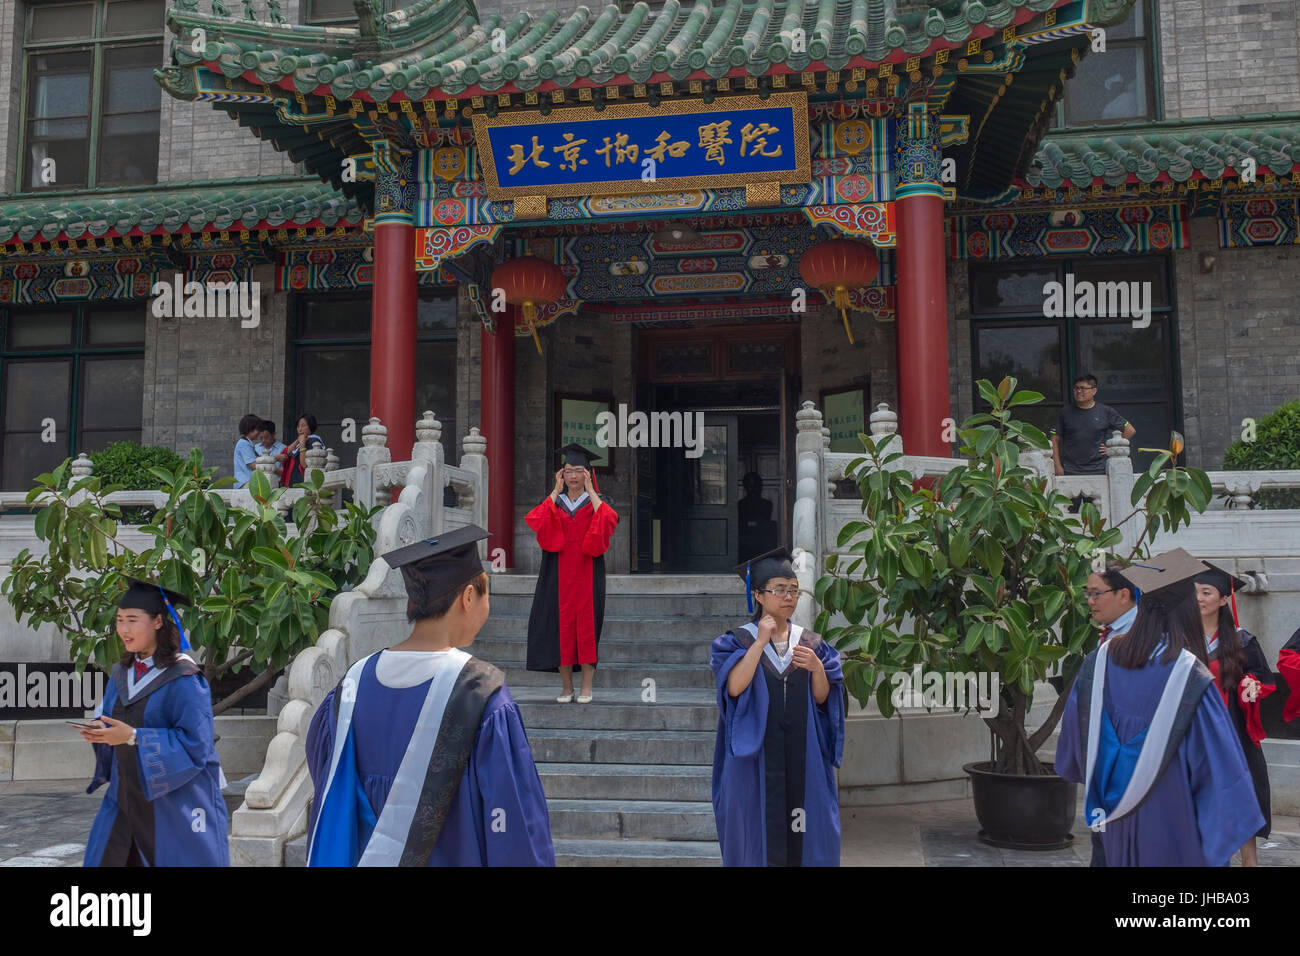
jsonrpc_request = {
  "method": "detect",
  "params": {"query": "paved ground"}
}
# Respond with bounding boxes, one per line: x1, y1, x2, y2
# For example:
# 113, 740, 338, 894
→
4, 778, 1297, 866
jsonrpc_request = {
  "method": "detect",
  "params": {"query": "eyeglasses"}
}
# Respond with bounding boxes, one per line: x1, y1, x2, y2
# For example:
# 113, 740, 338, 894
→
1073, 385, 1097, 392
757, 587, 800, 597
1085, 589, 1115, 600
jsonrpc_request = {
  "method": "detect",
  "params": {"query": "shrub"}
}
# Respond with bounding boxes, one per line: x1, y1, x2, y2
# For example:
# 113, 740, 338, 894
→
1222, 400, 1300, 509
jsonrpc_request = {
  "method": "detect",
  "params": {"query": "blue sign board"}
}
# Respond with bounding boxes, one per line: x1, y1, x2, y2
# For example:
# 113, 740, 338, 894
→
472, 93, 810, 199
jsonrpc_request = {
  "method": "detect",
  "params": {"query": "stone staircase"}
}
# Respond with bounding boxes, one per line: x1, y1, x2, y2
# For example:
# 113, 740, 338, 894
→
286, 573, 740, 866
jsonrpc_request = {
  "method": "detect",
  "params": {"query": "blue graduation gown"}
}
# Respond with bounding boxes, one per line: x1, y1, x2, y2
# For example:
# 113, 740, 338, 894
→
84, 661, 229, 867
711, 625, 845, 866
1055, 651, 1265, 866
306, 653, 554, 866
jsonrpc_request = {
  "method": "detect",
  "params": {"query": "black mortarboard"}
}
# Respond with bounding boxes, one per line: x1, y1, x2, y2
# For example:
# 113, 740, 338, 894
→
1193, 561, 1247, 598
1194, 560, 1248, 627
382, 525, 490, 596
558, 444, 600, 468
118, 577, 193, 651
733, 546, 796, 613
1120, 548, 1210, 609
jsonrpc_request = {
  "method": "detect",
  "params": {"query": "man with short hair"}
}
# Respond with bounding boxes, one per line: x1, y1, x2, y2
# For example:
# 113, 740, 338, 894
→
233, 414, 262, 489
1087, 562, 1138, 643
1051, 374, 1135, 477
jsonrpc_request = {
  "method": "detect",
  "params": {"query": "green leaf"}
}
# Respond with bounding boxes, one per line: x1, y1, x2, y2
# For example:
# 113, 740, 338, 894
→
251, 546, 290, 571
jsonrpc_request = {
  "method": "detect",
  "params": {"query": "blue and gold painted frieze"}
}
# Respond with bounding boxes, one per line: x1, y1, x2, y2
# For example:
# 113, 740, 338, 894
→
949, 204, 1188, 260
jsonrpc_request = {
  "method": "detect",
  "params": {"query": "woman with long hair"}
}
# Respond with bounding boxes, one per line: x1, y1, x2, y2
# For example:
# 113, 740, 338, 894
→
282, 412, 326, 487
1195, 563, 1274, 867
1055, 548, 1263, 866
79, 578, 229, 866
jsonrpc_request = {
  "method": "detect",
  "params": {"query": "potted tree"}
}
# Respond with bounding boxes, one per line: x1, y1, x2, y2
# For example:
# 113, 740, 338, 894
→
3, 452, 379, 715
815, 377, 1212, 848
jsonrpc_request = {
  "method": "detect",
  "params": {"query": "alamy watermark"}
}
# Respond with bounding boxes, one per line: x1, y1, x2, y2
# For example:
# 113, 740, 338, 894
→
0, 663, 106, 718
150, 274, 260, 327
890, 665, 999, 712
1042, 274, 1151, 329
50, 887, 151, 936
594, 404, 705, 459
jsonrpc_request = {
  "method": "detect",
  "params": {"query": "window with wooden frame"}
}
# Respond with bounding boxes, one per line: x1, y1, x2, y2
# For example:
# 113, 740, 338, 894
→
0, 305, 145, 490
20, 0, 164, 191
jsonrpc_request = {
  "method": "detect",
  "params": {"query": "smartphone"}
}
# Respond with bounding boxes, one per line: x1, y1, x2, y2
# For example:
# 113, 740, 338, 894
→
66, 720, 103, 730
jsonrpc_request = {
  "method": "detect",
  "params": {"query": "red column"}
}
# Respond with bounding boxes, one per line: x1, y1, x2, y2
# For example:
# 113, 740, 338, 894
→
894, 194, 951, 459
482, 306, 517, 567
371, 221, 416, 461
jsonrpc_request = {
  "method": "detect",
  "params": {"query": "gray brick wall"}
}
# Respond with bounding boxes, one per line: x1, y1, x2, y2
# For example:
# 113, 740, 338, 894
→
1159, 0, 1300, 117
0, 0, 21, 192
1173, 217, 1300, 468
142, 289, 289, 477
158, 0, 301, 184
798, 306, 896, 422
510, 310, 634, 574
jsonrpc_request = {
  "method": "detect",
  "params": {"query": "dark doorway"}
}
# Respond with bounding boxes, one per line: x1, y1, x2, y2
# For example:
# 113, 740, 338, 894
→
636, 379, 788, 573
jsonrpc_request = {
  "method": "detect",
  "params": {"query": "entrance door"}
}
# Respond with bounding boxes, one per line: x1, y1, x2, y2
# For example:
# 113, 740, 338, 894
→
673, 414, 738, 572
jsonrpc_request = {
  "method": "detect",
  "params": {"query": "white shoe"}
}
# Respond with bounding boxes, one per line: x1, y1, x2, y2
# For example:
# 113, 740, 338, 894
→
576, 693, 593, 704
556, 692, 574, 704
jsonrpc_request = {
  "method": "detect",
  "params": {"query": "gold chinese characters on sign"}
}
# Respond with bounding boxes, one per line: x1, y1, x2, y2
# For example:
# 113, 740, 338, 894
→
471, 93, 811, 201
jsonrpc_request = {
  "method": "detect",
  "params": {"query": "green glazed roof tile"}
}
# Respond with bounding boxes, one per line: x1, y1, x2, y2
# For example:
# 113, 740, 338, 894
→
0, 179, 365, 244
1028, 122, 1300, 189
161, 0, 1127, 103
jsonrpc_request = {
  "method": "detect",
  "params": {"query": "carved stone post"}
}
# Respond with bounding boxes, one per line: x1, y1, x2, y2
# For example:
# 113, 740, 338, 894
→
793, 402, 824, 630
461, 427, 489, 555
1104, 430, 1136, 551
355, 417, 391, 511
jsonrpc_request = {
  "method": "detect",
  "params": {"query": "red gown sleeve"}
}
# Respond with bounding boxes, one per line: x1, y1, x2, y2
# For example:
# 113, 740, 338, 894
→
525, 498, 566, 552
581, 501, 619, 557
1279, 648, 1300, 722
1238, 675, 1276, 746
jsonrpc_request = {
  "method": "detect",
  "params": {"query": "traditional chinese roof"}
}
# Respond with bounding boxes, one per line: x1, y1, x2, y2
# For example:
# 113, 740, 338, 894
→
161, 0, 1131, 102
0, 178, 365, 246
1026, 118, 1300, 189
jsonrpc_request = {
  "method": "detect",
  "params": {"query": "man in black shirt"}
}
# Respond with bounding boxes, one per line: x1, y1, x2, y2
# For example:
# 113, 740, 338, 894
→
1051, 374, 1135, 476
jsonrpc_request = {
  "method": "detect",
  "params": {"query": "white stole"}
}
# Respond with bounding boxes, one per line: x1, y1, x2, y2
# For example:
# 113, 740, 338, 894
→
1083, 640, 1200, 830
309, 648, 471, 866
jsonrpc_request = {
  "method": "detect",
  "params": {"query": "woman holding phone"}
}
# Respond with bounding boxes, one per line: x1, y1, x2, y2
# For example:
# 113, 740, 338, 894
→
78, 577, 229, 866
281, 412, 326, 487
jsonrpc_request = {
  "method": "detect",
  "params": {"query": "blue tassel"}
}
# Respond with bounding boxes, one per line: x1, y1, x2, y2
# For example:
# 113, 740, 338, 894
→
159, 587, 190, 652
745, 564, 753, 614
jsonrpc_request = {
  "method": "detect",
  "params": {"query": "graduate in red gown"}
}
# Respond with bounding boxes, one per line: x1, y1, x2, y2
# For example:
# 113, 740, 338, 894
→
525, 444, 619, 704
1194, 562, 1275, 867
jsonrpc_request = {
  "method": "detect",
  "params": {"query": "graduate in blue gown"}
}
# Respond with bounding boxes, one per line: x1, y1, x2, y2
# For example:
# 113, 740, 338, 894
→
1055, 548, 1265, 867
307, 525, 554, 866
80, 578, 229, 867
711, 547, 845, 867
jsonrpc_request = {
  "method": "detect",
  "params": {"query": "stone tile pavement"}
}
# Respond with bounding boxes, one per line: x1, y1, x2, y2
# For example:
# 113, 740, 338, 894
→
3, 779, 1296, 866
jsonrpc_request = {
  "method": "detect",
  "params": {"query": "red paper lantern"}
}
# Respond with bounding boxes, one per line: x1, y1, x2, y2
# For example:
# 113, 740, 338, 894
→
490, 256, 567, 354
799, 238, 880, 344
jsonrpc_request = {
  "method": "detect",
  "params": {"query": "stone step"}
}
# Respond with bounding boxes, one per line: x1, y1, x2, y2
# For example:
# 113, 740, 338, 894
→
487, 573, 737, 596
527, 728, 715, 765
502, 663, 715, 690
475, 617, 738, 643
484, 593, 746, 618
284, 829, 722, 866
553, 838, 722, 866
546, 799, 717, 841
513, 688, 718, 731
537, 762, 713, 801
476, 636, 714, 665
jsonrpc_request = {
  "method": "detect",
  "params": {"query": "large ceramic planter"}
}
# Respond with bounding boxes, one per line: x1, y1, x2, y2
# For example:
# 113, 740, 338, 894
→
963, 761, 1077, 850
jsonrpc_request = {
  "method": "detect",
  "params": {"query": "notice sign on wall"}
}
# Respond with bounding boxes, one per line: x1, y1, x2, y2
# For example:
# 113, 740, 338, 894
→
472, 93, 810, 200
